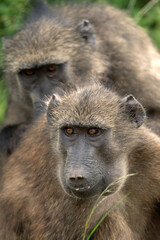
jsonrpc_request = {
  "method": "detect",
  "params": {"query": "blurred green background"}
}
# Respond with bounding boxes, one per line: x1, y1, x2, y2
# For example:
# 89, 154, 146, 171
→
0, 0, 160, 123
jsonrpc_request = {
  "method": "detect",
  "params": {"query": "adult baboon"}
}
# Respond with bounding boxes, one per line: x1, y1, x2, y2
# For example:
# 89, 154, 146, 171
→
0, 84, 160, 240
1, 2, 160, 159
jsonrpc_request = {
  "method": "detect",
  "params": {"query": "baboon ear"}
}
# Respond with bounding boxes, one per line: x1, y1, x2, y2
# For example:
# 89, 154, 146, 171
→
121, 95, 146, 128
47, 95, 59, 124
77, 19, 96, 48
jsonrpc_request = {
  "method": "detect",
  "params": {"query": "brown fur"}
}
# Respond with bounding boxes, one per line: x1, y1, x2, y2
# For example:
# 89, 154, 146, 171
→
1, 3, 160, 165
0, 85, 160, 240
2, 3, 160, 129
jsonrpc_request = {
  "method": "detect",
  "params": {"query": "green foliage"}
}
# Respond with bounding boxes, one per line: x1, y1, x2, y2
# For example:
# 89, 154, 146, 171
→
138, 6, 160, 49
0, 0, 160, 122
0, 0, 29, 37
0, 80, 7, 123
0, 0, 30, 123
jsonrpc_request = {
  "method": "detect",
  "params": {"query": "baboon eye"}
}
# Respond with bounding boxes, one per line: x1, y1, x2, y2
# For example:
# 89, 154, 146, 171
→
65, 128, 74, 136
24, 69, 35, 76
88, 128, 101, 136
47, 65, 56, 72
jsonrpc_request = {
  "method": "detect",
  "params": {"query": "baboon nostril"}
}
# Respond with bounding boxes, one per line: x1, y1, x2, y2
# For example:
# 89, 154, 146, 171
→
77, 176, 83, 180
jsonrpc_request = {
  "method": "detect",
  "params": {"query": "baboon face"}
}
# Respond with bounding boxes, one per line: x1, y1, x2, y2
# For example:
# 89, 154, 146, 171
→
58, 125, 127, 199
47, 86, 146, 199
18, 63, 67, 99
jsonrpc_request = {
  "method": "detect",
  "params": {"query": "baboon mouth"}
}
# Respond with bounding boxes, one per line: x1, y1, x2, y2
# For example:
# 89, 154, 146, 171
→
70, 185, 91, 191
68, 179, 103, 199
72, 185, 91, 192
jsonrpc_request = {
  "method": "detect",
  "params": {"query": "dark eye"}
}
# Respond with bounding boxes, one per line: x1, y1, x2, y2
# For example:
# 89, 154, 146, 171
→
23, 69, 35, 76
88, 128, 101, 136
47, 64, 56, 72
64, 127, 74, 136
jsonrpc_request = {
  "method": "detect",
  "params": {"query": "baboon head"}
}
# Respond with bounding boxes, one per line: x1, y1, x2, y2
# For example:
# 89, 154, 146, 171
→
47, 84, 146, 199
3, 5, 106, 102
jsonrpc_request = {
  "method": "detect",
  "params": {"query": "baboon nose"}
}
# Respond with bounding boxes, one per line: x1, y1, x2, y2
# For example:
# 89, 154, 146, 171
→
69, 169, 85, 181
67, 168, 88, 189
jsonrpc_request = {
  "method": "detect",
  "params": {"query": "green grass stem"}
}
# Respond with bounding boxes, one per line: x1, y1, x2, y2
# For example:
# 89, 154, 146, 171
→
82, 173, 136, 240
86, 193, 130, 240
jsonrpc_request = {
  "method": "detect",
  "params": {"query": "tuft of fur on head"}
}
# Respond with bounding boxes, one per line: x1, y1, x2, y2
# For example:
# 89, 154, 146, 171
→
47, 83, 121, 129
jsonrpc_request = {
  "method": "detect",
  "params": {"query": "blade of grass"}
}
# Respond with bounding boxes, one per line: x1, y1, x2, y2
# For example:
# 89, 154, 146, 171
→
128, 0, 137, 15
87, 193, 130, 240
82, 173, 136, 240
135, 0, 159, 23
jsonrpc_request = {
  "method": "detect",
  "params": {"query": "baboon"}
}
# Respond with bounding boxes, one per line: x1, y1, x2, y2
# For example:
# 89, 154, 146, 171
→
1, 2, 160, 160
1, 84, 160, 240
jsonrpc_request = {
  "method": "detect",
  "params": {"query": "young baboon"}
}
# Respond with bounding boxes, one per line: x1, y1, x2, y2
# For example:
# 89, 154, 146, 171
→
1, 84, 160, 240
1, 2, 160, 159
